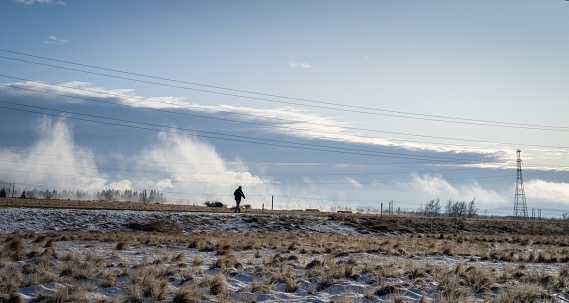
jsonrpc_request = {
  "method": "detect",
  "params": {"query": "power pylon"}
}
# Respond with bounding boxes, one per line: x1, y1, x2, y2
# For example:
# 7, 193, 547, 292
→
513, 149, 528, 220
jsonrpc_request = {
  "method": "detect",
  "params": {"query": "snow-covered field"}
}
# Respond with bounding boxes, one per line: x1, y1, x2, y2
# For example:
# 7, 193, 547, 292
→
0, 207, 568, 302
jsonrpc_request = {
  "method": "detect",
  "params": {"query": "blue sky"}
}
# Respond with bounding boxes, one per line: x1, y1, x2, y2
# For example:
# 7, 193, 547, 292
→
1, 0, 569, 216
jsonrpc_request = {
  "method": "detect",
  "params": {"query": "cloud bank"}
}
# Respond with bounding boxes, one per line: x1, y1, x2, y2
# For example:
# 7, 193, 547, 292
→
404, 173, 507, 207
525, 179, 569, 205
0, 80, 520, 168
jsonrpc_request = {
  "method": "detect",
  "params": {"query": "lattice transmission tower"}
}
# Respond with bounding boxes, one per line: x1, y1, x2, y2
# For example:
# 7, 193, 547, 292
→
513, 149, 528, 220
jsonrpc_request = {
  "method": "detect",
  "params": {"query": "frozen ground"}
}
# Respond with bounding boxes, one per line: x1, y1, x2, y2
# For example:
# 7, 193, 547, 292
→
1, 207, 568, 302
0, 207, 363, 236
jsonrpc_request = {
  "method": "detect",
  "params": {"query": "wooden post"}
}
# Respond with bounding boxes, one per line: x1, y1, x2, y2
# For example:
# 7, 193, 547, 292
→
381, 202, 383, 217
272, 195, 274, 210
262, 203, 264, 214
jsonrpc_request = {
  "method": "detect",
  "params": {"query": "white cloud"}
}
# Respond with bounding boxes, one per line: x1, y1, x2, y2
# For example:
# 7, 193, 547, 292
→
156, 178, 173, 189
108, 179, 132, 191
44, 36, 69, 45
0, 116, 107, 191
405, 173, 507, 205
288, 61, 311, 69
134, 130, 266, 204
407, 173, 458, 198
525, 179, 569, 204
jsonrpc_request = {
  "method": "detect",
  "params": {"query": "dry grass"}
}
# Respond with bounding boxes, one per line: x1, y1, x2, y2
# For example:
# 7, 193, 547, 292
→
493, 283, 549, 302
3, 206, 569, 302
5, 197, 569, 236
250, 276, 274, 294
172, 284, 208, 303
199, 272, 229, 296
3, 235, 26, 261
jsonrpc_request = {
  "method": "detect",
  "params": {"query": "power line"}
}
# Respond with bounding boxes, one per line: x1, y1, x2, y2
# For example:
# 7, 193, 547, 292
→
4, 148, 569, 171
4, 77, 569, 150
0, 158, 490, 176
0, 99, 502, 164
0, 150, 450, 167
0, 80, 475, 150
0, 167, 511, 185
1, 50, 569, 131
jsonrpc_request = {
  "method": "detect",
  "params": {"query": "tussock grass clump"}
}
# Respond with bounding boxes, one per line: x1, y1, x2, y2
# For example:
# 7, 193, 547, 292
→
377, 261, 401, 278
250, 276, 274, 294
460, 266, 495, 294
0, 263, 21, 299
199, 272, 229, 296
61, 251, 79, 263
211, 253, 242, 273
172, 284, 208, 303
115, 241, 128, 251
172, 252, 185, 262
3, 235, 26, 261
493, 283, 548, 303
308, 255, 354, 291
141, 275, 169, 301
191, 255, 204, 267
126, 283, 143, 303
215, 240, 233, 256
59, 258, 95, 281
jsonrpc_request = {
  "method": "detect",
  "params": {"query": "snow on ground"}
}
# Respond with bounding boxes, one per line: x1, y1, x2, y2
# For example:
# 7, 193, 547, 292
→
0, 207, 362, 236
1, 207, 568, 302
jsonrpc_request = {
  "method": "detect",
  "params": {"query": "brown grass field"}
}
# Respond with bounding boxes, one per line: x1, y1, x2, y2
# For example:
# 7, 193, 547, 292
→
1, 197, 569, 236
3, 197, 569, 301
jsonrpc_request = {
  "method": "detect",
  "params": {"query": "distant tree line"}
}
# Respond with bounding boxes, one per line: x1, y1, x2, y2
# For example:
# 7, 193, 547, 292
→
418, 198, 478, 218
0, 187, 166, 204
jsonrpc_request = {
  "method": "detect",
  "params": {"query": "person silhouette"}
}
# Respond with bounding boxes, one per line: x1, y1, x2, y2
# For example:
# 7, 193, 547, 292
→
233, 186, 245, 213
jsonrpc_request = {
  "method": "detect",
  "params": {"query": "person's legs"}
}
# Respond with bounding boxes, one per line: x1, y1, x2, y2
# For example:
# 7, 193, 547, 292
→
235, 200, 240, 213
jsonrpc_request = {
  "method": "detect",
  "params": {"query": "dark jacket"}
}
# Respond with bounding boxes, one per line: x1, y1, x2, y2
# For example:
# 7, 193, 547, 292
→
234, 188, 245, 202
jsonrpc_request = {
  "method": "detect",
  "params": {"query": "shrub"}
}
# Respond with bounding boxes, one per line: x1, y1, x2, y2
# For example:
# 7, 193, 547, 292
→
205, 201, 226, 208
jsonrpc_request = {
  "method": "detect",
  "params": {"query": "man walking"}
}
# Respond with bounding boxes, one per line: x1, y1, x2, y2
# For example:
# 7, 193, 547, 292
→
233, 186, 245, 213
